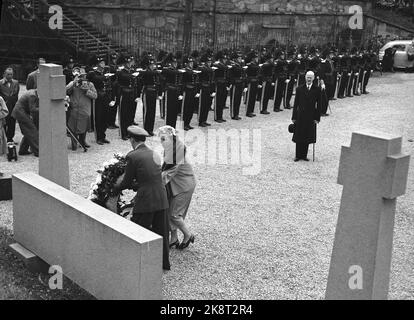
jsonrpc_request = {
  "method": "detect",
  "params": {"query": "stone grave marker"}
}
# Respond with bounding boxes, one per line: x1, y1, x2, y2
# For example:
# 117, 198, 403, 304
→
326, 130, 410, 300
37, 64, 70, 189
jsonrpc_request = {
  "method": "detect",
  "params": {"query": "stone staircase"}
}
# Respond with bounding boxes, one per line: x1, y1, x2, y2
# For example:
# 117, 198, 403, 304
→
33, 0, 129, 59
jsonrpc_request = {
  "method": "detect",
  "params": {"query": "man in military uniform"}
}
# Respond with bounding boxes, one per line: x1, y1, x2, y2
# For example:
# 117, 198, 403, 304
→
140, 56, 162, 136
350, 47, 362, 96
180, 56, 200, 130
161, 53, 182, 129
337, 48, 350, 99
284, 49, 300, 110
88, 56, 111, 145
115, 55, 139, 140
296, 46, 309, 87
273, 50, 288, 112
114, 125, 170, 271
244, 50, 260, 118
257, 52, 273, 115
197, 53, 214, 127
212, 51, 229, 123
228, 52, 246, 120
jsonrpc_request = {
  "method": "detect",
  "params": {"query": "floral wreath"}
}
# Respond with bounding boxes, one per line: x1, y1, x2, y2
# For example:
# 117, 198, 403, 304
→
87, 153, 133, 216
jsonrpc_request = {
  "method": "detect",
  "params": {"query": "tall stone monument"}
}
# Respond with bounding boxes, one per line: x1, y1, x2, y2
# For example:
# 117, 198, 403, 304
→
326, 130, 410, 300
37, 64, 70, 189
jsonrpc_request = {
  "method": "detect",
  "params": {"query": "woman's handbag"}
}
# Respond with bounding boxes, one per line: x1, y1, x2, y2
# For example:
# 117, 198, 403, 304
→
288, 122, 296, 134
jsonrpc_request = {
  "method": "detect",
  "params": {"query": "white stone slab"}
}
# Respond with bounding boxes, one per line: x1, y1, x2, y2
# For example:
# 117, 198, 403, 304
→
13, 172, 162, 300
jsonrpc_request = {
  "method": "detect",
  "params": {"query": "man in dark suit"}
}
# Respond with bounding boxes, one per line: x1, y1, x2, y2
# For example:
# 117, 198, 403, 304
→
0, 67, 20, 143
11, 90, 39, 157
114, 126, 171, 270
292, 71, 321, 162
26, 57, 46, 90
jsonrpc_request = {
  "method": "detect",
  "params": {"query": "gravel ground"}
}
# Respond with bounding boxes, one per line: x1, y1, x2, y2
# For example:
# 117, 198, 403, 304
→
0, 71, 413, 300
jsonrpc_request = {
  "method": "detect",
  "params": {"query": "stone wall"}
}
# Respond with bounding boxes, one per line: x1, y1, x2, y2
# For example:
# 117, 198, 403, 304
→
64, 0, 377, 51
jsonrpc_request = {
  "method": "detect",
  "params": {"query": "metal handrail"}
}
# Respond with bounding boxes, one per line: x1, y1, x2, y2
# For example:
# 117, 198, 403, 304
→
36, 0, 112, 52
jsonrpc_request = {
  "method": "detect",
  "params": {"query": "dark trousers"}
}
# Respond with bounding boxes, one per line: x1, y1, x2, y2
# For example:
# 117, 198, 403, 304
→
119, 89, 135, 139
246, 81, 258, 115
14, 111, 39, 155
338, 72, 349, 97
297, 73, 306, 87
198, 86, 212, 124
214, 83, 227, 120
143, 89, 157, 134
295, 143, 309, 160
94, 94, 109, 141
362, 69, 371, 92
320, 89, 329, 115
182, 87, 196, 126
274, 77, 287, 110
5, 113, 16, 142
230, 83, 243, 118
165, 88, 180, 128
326, 80, 336, 100
258, 81, 272, 112
131, 209, 170, 270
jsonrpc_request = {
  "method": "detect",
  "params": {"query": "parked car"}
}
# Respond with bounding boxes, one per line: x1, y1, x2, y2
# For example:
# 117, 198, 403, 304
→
379, 40, 414, 69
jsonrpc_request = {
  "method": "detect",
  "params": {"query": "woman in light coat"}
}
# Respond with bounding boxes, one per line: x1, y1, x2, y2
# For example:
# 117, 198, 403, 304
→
157, 126, 197, 250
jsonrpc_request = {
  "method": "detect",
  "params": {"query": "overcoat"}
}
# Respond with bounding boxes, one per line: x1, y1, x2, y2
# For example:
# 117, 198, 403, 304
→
292, 84, 321, 144
66, 81, 97, 134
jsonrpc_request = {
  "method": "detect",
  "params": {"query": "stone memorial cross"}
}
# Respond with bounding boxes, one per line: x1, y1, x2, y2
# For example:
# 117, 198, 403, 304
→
38, 64, 70, 189
326, 130, 410, 300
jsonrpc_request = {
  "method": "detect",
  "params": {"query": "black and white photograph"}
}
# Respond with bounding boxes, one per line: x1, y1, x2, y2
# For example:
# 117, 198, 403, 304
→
0, 0, 414, 306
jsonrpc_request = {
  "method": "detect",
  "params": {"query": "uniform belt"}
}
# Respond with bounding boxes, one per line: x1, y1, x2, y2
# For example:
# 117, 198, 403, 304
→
145, 86, 157, 91
185, 84, 196, 89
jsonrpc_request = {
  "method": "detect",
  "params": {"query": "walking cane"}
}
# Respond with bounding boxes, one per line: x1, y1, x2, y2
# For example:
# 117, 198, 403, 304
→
313, 143, 315, 162
66, 125, 87, 152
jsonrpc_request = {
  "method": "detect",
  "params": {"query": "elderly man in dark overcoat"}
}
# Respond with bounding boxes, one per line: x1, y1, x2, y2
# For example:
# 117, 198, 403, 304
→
291, 71, 322, 162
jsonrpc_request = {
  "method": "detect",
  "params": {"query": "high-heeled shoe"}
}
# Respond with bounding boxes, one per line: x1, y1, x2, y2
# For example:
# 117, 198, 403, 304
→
169, 240, 180, 249
178, 235, 195, 250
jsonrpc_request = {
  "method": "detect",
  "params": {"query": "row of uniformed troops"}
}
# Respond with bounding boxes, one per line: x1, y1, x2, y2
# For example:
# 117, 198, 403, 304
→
63, 45, 378, 142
